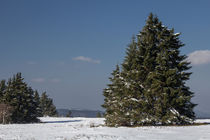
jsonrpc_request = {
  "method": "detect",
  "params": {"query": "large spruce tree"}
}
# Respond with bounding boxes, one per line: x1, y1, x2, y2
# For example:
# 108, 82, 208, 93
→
102, 13, 196, 126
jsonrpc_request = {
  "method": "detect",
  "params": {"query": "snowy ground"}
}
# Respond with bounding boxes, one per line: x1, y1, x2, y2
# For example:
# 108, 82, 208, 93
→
0, 117, 210, 140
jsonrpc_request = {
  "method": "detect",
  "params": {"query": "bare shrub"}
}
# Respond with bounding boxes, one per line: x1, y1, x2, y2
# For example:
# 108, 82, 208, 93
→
0, 103, 13, 124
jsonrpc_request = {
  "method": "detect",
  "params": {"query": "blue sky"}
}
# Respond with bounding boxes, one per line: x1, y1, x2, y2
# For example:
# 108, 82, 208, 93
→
0, 0, 210, 112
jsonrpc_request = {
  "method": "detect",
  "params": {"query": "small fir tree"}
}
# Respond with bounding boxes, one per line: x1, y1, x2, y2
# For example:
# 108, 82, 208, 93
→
40, 92, 57, 117
102, 65, 129, 126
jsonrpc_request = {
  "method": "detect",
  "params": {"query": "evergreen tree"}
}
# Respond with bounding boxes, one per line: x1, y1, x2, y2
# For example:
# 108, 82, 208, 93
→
0, 80, 7, 102
4, 73, 27, 123
102, 65, 129, 126
138, 13, 196, 124
121, 36, 148, 125
4, 73, 39, 123
103, 13, 196, 126
34, 90, 42, 117
24, 87, 39, 122
40, 92, 57, 117
0, 73, 58, 123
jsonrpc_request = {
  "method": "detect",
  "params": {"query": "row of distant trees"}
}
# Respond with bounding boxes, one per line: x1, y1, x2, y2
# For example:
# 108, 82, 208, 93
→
0, 73, 57, 124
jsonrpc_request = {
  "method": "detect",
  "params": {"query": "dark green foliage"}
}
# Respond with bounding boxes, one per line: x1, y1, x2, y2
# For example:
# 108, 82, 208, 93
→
0, 80, 7, 102
23, 87, 39, 123
0, 73, 57, 123
34, 90, 42, 117
102, 13, 196, 126
102, 65, 131, 126
3, 73, 39, 123
40, 92, 57, 117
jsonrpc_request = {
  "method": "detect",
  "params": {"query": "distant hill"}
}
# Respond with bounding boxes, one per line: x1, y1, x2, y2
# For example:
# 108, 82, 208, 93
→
195, 110, 210, 119
57, 109, 104, 118
57, 108, 210, 119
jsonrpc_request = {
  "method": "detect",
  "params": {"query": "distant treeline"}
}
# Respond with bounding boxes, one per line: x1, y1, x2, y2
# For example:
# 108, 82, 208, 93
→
0, 73, 57, 124
57, 109, 104, 118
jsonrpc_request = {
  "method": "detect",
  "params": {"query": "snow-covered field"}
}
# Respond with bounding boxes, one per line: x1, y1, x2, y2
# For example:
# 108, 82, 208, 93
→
0, 117, 210, 140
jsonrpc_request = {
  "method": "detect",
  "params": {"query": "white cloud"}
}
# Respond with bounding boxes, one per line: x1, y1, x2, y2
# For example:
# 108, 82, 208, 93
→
31, 78, 61, 83
50, 78, 61, 83
73, 56, 101, 64
187, 50, 210, 65
31, 78, 45, 83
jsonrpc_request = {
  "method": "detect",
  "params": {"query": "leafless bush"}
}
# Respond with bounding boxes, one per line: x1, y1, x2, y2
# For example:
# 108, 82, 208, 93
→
0, 103, 13, 124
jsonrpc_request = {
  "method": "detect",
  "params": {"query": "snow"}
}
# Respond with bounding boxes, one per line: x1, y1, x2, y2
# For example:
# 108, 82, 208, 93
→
0, 117, 210, 140
130, 98, 139, 102
119, 76, 124, 80
106, 89, 112, 93
125, 82, 131, 88
174, 32, 180, 36
140, 84, 144, 88
170, 108, 180, 115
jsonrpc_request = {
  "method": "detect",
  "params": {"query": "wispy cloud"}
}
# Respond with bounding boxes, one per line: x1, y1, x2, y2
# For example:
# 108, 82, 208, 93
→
187, 50, 210, 65
73, 56, 101, 64
50, 78, 61, 83
31, 78, 45, 83
31, 78, 61, 83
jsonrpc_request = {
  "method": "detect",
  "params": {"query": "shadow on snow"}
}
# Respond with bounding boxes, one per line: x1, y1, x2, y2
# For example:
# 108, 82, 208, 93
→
42, 120, 82, 124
